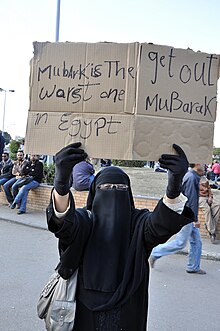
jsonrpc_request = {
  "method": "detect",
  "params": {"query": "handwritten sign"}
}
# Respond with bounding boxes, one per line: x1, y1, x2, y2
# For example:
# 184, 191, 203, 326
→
25, 42, 220, 162
30, 42, 138, 114
137, 44, 218, 122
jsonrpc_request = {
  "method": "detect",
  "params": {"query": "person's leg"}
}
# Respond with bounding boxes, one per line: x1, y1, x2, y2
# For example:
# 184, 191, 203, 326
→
15, 181, 39, 213
199, 197, 213, 234
12, 178, 23, 200
210, 201, 220, 235
3, 177, 17, 203
0, 177, 9, 190
151, 223, 192, 259
187, 227, 202, 272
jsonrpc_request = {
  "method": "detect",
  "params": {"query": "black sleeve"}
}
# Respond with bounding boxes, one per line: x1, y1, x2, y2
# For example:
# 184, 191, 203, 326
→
20, 161, 30, 176
46, 190, 92, 279
31, 161, 43, 180
143, 199, 194, 252
2, 164, 13, 178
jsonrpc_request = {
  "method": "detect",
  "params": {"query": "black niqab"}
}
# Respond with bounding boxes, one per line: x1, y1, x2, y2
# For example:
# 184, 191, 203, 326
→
84, 167, 133, 292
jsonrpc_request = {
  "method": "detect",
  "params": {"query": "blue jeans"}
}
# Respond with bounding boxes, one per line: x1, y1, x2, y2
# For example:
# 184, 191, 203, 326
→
0, 177, 11, 186
3, 177, 18, 203
13, 180, 40, 212
151, 223, 202, 272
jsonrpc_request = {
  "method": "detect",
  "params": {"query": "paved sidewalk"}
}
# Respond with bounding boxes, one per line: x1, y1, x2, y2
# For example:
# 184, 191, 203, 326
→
1, 204, 220, 261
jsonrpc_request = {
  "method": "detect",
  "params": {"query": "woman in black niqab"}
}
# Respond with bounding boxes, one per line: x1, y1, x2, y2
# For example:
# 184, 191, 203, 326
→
80, 166, 148, 311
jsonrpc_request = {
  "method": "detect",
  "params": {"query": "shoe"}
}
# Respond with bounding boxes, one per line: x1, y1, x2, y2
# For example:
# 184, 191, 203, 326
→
186, 269, 206, 275
17, 210, 26, 215
210, 234, 216, 243
16, 204, 21, 209
10, 202, 16, 209
149, 256, 157, 268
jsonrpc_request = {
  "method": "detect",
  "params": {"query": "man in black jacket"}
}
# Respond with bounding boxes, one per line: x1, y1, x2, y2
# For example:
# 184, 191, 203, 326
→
10, 154, 44, 214
0, 152, 14, 190
45, 143, 194, 331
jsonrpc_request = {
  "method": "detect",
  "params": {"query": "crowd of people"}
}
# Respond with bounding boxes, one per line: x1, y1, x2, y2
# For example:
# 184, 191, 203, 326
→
0, 150, 43, 214
2, 138, 220, 240
0, 142, 113, 213
150, 161, 220, 245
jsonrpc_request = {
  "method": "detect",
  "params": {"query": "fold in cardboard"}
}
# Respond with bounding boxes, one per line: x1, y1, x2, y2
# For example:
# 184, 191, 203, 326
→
25, 42, 220, 162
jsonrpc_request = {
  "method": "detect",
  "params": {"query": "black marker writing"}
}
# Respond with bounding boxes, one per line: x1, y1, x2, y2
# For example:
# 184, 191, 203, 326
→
145, 91, 216, 118
34, 112, 48, 126
58, 114, 122, 139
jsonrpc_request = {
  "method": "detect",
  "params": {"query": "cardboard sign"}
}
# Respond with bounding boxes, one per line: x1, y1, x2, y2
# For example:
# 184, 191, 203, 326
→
25, 42, 220, 162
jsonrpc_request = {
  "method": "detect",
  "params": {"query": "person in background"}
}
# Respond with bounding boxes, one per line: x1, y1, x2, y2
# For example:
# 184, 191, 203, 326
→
90, 158, 101, 171
19, 138, 25, 151
10, 154, 44, 214
150, 163, 206, 274
100, 159, 112, 167
72, 158, 95, 191
199, 175, 220, 243
0, 132, 5, 162
212, 160, 220, 182
154, 161, 167, 173
3, 150, 28, 206
46, 143, 193, 330
0, 152, 14, 190
206, 163, 215, 181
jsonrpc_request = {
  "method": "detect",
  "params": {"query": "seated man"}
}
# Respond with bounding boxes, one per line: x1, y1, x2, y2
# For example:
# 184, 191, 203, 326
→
3, 150, 28, 205
199, 175, 220, 243
10, 154, 44, 214
72, 158, 95, 191
0, 152, 14, 190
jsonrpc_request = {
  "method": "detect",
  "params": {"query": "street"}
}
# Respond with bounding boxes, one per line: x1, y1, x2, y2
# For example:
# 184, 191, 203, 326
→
0, 220, 58, 331
0, 220, 220, 331
148, 254, 220, 330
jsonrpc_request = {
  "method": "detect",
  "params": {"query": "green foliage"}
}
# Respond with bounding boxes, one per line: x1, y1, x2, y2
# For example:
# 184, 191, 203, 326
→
43, 163, 55, 185
9, 140, 21, 160
112, 160, 147, 167
9, 140, 20, 153
213, 147, 220, 159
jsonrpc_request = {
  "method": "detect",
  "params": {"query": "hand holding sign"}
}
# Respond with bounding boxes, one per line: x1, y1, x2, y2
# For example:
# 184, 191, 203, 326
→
54, 142, 87, 196
159, 144, 189, 199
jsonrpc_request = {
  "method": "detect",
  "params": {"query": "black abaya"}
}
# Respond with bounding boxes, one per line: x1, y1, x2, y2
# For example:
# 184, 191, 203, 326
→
47, 167, 193, 331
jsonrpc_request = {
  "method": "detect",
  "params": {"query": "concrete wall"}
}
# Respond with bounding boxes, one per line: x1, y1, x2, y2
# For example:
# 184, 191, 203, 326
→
0, 184, 219, 239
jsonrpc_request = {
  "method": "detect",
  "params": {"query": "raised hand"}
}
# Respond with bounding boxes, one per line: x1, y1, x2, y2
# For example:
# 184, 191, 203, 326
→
54, 142, 87, 196
159, 144, 189, 199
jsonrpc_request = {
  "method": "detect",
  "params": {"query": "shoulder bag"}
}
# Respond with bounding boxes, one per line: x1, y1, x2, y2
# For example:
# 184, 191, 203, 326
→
37, 269, 78, 331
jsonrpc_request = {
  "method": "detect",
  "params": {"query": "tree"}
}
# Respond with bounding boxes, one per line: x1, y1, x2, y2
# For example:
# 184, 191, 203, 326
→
213, 147, 220, 159
9, 140, 21, 160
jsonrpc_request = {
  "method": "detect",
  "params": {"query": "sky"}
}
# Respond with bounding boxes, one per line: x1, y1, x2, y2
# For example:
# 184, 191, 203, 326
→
0, 0, 220, 146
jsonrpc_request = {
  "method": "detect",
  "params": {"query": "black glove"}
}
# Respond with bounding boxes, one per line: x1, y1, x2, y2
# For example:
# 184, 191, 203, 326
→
54, 142, 87, 195
159, 144, 189, 199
